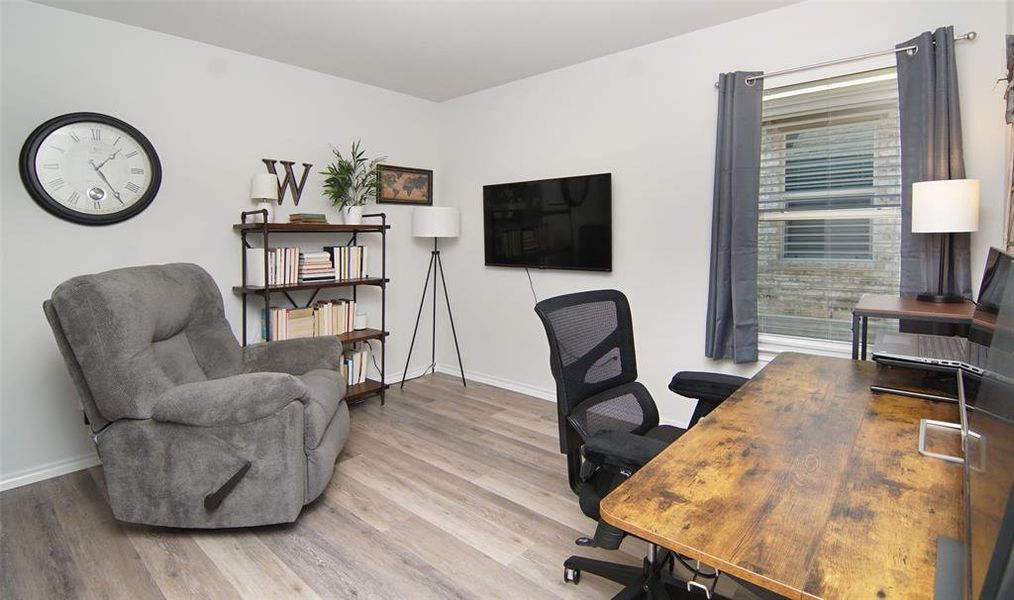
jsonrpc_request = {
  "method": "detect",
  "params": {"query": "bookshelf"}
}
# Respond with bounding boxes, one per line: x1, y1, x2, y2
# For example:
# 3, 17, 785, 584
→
236, 210, 390, 405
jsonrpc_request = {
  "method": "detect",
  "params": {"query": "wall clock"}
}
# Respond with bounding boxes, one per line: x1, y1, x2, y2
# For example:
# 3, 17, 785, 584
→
19, 112, 162, 225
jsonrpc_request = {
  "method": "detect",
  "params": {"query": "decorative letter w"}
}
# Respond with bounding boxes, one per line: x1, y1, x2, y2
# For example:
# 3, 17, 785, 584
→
262, 159, 312, 206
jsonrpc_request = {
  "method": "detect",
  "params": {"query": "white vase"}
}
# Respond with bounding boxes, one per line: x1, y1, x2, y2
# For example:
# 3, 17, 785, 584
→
344, 206, 363, 225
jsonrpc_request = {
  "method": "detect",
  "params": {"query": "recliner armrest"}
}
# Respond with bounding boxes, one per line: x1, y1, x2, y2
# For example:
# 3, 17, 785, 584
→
152, 372, 307, 427
583, 431, 670, 473
242, 336, 342, 375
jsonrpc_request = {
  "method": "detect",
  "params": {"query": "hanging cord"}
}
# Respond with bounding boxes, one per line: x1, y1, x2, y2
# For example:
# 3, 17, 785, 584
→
525, 267, 539, 304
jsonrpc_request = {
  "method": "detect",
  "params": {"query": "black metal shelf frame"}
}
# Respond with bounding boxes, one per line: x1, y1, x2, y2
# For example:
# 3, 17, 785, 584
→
238, 210, 389, 404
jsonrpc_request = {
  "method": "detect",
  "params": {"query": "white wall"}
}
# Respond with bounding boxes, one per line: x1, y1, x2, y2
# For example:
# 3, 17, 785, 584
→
436, 0, 1010, 427
0, 1, 441, 488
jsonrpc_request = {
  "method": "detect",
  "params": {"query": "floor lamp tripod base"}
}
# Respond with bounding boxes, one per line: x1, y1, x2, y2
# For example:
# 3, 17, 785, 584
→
400, 239, 467, 389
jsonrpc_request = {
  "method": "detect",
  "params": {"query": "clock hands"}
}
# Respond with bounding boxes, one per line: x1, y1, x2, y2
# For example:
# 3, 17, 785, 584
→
88, 159, 123, 203
93, 149, 121, 170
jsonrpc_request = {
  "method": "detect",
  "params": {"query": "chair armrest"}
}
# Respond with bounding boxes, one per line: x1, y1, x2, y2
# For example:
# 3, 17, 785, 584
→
669, 371, 748, 403
152, 372, 307, 427
583, 431, 671, 473
242, 336, 342, 375
670, 371, 748, 426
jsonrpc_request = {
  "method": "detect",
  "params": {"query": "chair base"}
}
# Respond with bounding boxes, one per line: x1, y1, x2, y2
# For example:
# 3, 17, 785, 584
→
563, 547, 732, 600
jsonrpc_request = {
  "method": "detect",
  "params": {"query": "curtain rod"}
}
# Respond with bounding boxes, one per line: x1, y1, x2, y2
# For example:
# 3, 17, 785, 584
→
713, 31, 977, 88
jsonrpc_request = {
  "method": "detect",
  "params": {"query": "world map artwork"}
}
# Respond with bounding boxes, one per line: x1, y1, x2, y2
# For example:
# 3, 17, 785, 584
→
380, 168, 431, 204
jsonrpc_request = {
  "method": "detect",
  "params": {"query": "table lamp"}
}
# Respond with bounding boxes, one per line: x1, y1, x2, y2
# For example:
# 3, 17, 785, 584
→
401, 207, 466, 388
911, 179, 979, 303
250, 173, 278, 223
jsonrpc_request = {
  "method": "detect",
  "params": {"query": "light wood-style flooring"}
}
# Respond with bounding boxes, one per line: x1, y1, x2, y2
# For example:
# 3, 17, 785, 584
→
1, 374, 760, 599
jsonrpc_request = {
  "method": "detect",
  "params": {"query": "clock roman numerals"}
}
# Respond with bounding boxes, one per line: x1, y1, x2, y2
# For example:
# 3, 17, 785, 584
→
42, 163, 60, 170
113, 136, 121, 146
50, 177, 65, 190
93, 200, 102, 210
125, 150, 138, 158
124, 182, 141, 194
90, 128, 101, 141
67, 191, 80, 205
69, 132, 81, 143
130, 168, 144, 175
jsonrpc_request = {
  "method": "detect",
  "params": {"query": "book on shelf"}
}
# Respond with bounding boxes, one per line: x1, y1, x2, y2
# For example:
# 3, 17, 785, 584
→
340, 346, 369, 387
262, 299, 357, 342
246, 247, 300, 287
325, 245, 368, 280
289, 213, 328, 224
245, 248, 266, 287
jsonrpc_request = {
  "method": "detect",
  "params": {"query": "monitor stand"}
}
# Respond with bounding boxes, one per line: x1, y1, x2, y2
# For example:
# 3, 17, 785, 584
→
934, 536, 962, 600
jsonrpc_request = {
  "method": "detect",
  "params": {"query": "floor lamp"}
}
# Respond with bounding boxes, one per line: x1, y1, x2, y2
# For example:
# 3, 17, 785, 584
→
401, 207, 466, 388
912, 179, 979, 303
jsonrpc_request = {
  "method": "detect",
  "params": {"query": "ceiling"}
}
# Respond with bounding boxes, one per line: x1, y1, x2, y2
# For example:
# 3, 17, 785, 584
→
35, 0, 796, 102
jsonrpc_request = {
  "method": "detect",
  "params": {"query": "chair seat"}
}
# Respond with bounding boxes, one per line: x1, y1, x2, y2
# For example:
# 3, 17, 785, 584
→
297, 369, 346, 449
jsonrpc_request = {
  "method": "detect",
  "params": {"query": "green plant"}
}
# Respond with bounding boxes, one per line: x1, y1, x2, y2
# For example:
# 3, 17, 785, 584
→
320, 140, 386, 211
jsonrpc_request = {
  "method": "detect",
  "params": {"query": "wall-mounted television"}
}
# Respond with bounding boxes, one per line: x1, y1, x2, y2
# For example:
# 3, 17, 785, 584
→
483, 173, 611, 271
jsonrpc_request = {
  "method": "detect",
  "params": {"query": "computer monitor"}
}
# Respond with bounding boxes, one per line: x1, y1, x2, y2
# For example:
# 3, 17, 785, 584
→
976, 247, 1011, 314
966, 249, 1009, 360
961, 248, 1014, 599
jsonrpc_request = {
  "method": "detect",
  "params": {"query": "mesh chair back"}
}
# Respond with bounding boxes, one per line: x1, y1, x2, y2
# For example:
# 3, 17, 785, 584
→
535, 290, 639, 451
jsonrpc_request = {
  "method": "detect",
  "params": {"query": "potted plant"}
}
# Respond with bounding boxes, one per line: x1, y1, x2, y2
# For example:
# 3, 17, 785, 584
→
321, 140, 386, 225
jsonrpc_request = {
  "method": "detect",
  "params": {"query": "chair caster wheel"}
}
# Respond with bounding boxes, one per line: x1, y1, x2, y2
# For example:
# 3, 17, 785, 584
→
564, 567, 581, 584
575, 536, 594, 546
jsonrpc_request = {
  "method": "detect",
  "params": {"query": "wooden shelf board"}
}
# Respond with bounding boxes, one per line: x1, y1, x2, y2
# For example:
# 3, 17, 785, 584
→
234, 223, 389, 233
234, 277, 387, 293
339, 329, 388, 344
345, 379, 387, 401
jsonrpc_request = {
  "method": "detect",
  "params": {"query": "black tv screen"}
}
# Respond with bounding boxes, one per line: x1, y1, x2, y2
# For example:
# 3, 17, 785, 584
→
483, 173, 611, 271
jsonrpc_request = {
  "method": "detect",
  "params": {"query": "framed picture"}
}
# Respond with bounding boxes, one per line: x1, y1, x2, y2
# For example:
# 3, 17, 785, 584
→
377, 165, 433, 205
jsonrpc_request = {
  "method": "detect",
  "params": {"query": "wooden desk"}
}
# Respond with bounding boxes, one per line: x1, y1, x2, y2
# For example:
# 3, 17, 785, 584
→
600, 353, 962, 600
851, 294, 975, 360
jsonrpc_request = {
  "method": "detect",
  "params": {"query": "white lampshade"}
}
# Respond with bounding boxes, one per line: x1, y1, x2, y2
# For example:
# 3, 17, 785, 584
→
412, 207, 460, 238
250, 173, 278, 201
911, 179, 979, 233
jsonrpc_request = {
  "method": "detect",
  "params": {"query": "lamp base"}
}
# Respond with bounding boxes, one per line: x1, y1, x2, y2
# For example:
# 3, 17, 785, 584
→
916, 293, 965, 304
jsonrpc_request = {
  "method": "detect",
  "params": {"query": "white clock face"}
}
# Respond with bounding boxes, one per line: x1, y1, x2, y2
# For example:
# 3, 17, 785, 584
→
33, 122, 154, 216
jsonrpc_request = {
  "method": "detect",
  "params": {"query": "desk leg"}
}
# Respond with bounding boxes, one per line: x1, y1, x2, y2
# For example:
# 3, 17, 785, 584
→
861, 316, 869, 361
851, 313, 860, 360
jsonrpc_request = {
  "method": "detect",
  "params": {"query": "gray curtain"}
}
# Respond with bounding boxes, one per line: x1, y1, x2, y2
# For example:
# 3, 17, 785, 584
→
896, 26, 972, 303
705, 71, 763, 363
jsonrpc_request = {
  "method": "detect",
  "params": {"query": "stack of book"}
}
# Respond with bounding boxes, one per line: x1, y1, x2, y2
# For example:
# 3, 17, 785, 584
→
299, 251, 335, 282
289, 213, 328, 224
326, 245, 368, 280
262, 299, 357, 341
341, 346, 369, 387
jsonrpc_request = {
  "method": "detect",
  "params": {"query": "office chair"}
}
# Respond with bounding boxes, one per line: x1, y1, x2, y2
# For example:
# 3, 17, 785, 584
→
534, 290, 747, 599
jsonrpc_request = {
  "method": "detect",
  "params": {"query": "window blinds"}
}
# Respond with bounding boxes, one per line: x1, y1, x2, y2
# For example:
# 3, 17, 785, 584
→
758, 67, 901, 342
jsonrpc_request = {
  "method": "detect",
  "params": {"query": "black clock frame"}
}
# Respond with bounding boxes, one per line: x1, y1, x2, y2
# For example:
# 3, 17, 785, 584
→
19, 112, 162, 226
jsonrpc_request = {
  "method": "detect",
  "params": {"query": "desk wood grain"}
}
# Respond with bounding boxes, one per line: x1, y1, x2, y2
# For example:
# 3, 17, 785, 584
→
600, 353, 962, 600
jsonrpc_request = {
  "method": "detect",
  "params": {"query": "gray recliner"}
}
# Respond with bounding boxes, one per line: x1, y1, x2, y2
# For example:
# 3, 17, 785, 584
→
43, 263, 350, 528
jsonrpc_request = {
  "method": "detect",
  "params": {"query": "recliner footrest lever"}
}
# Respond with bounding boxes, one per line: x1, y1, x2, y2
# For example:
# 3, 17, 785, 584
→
204, 462, 251, 511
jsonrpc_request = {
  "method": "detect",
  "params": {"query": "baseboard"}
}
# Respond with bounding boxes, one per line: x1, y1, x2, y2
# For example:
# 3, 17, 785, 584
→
0, 452, 100, 492
387, 363, 441, 386
433, 364, 556, 402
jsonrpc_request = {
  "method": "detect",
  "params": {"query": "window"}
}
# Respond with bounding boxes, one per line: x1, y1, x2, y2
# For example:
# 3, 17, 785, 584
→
758, 68, 901, 344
